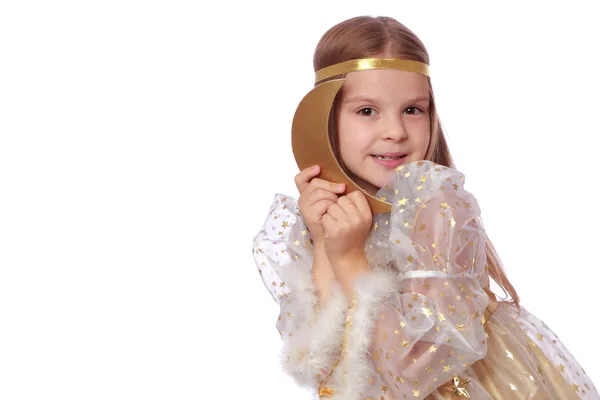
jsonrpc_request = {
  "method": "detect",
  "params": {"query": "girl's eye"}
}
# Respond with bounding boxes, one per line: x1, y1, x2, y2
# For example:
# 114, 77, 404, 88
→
404, 106, 424, 115
358, 107, 376, 116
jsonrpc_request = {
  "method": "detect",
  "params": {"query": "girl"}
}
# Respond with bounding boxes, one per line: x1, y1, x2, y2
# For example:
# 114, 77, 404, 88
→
252, 16, 598, 399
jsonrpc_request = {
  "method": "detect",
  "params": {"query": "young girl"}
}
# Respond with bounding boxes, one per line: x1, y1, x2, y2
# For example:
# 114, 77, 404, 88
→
252, 16, 598, 400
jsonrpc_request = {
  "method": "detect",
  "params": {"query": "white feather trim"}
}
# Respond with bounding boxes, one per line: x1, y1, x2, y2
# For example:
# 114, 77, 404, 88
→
278, 262, 349, 389
330, 268, 399, 400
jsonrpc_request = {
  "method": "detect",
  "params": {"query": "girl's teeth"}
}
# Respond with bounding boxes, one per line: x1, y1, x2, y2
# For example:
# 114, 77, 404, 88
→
376, 155, 403, 160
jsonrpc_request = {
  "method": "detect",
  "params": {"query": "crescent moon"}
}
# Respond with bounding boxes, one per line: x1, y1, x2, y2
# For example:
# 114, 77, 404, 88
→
291, 79, 392, 214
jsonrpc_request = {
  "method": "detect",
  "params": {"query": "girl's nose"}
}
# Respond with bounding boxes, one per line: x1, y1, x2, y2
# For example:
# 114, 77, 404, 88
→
381, 117, 408, 141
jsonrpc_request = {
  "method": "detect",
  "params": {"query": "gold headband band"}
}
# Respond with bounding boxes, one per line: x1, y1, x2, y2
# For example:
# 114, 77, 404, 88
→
315, 58, 430, 84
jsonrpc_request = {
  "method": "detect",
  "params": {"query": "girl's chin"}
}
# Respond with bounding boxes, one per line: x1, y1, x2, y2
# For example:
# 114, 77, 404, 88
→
358, 175, 395, 194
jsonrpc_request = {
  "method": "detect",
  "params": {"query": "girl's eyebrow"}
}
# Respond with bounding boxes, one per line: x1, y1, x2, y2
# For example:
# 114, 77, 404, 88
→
343, 94, 430, 104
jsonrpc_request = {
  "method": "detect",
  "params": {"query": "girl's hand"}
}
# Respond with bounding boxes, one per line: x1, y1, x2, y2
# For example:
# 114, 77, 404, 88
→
295, 165, 346, 242
322, 191, 372, 264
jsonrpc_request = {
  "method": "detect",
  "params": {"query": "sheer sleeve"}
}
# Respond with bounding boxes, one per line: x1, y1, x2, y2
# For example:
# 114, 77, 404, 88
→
332, 162, 490, 400
252, 194, 348, 389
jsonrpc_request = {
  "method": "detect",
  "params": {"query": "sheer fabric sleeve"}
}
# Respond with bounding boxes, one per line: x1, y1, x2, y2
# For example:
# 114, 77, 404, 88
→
252, 194, 348, 389
331, 162, 490, 400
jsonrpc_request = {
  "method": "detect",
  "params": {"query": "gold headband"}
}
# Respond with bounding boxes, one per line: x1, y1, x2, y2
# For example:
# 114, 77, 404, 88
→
315, 58, 430, 84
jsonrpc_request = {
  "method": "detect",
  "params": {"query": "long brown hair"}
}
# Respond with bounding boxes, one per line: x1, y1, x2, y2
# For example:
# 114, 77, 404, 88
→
313, 16, 520, 307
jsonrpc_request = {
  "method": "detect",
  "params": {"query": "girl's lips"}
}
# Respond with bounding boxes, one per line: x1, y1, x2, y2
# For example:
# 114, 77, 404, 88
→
371, 155, 408, 169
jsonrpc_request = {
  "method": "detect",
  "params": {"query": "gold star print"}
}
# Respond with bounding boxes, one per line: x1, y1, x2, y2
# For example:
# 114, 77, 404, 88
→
396, 166, 405, 172
429, 345, 438, 353
439, 313, 446, 321
443, 365, 452, 372
417, 185, 423, 191
440, 202, 450, 210
407, 255, 414, 263
558, 364, 566, 373
415, 197, 421, 203
536, 333, 544, 341
281, 221, 289, 229
420, 175, 428, 183
422, 308, 433, 317
412, 293, 420, 301
453, 183, 459, 191
420, 223, 427, 231
301, 230, 307, 236
397, 376, 405, 383
397, 197, 408, 206
381, 385, 388, 393
413, 390, 420, 397
402, 339, 410, 348
295, 240, 300, 246
394, 329, 400, 335
506, 350, 514, 360
399, 321, 406, 328
405, 172, 411, 178
440, 376, 471, 398
571, 384, 580, 392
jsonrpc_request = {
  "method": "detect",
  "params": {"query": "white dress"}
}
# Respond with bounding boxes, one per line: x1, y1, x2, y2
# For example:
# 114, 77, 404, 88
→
252, 160, 598, 399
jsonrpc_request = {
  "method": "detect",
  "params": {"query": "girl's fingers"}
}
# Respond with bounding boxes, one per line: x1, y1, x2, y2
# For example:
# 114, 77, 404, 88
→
312, 199, 335, 217
321, 213, 335, 232
294, 165, 321, 193
325, 202, 345, 222
336, 195, 360, 216
305, 178, 346, 196
306, 188, 339, 207
347, 190, 372, 216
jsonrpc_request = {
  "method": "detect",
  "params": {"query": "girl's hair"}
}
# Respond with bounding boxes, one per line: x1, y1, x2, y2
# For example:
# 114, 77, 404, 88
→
313, 15, 520, 308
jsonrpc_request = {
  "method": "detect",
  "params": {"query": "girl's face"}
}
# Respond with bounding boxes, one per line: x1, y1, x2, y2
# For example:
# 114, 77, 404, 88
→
336, 69, 431, 195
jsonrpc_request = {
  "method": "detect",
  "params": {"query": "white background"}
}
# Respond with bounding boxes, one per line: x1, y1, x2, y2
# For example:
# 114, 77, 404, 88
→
1, 1, 599, 399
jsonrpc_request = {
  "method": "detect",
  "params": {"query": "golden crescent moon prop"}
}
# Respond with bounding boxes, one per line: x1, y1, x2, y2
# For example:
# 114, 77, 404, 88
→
291, 78, 393, 214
